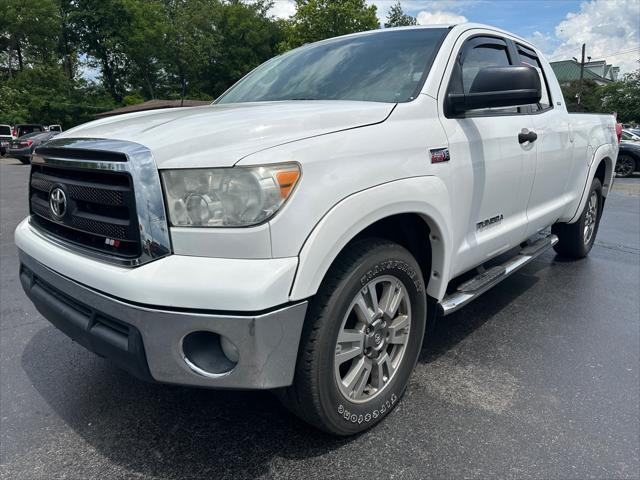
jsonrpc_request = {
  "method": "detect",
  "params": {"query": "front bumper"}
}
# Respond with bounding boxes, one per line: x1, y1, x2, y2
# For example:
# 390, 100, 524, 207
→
15, 218, 298, 311
19, 251, 308, 389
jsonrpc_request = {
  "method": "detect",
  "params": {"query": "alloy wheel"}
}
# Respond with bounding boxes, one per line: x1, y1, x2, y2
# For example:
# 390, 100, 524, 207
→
334, 275, 411, 403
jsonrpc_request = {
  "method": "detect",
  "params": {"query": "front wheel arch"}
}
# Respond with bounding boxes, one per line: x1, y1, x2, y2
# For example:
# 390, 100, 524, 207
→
289, 177, 453, 303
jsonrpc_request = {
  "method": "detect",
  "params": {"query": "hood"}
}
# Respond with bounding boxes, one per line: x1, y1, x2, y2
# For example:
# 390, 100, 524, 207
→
58, 101, 395, 169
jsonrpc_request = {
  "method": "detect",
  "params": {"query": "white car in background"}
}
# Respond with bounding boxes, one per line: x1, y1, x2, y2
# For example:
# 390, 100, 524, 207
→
0, 124, 12, 156
621, 129, 640, 142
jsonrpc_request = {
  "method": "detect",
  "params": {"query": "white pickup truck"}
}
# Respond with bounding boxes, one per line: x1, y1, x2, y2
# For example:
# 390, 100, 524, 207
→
16, 24, 619, 435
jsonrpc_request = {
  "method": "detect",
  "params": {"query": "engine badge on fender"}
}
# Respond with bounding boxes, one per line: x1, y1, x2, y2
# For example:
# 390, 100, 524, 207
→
430, 147, 450, 163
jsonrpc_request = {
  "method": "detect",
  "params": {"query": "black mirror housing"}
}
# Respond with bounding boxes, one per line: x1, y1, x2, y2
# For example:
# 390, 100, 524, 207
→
447, 66, 541, 115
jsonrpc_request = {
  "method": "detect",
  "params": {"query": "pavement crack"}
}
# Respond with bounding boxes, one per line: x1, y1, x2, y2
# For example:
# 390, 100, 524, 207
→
593, 240, 640, 255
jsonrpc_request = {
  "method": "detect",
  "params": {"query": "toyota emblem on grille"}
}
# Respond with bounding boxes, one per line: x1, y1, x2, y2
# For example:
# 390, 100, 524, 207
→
49, 187, 67, 219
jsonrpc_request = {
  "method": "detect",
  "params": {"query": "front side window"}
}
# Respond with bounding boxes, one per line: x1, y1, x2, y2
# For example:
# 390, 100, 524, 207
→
461, 42, 511, 94
217, 28, 449, 104
449, 36, 518, 115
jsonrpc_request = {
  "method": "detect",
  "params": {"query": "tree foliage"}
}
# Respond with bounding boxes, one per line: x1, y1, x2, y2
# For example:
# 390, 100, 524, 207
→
384, 2, 417, 28
280, 0, 379, 50
600, 70, 640, 123
0, 0, 287, 127
560, 80, 604, 114
559, 70, 640, 123
3, 0, 634, 129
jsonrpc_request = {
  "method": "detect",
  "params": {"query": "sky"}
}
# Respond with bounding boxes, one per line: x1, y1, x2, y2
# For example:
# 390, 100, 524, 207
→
269, 0, 640, 73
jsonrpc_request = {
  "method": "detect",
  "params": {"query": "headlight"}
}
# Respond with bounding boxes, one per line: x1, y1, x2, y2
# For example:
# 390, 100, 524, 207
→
161, 164, 300, 227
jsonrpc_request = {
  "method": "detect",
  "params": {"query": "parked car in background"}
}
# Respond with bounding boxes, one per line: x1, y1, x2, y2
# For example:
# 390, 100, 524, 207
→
48, 125, 63, 132
616, 141, 640, 177
8, 131, 60, 164
621, 129, 640, 142
0, 124, 12, 156
12, 124, 45, 138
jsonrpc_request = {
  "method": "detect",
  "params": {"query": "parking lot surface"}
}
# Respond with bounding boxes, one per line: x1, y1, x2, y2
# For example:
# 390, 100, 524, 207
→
1, 156, 639, 479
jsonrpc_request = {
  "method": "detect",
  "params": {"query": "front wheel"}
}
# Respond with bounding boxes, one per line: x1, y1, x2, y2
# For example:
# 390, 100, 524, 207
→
615, 154, 636, 178
17, 156, 30, 164
280, 238, 427, 435
552, 177, 602, 258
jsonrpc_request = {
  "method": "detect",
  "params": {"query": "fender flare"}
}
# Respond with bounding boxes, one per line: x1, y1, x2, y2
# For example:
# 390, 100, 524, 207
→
567, 143, 616, 224
289, 176, 453, 302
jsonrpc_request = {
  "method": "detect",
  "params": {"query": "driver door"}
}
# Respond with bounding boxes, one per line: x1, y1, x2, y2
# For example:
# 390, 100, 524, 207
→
439, 34, 537, 276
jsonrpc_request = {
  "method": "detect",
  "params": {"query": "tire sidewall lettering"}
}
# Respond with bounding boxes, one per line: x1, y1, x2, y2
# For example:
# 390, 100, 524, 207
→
359, 259, 424, 293
336, 393, 399, 424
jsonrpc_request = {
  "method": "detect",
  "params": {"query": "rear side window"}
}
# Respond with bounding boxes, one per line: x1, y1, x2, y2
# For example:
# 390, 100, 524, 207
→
0, 126, 10, 136
517, 45, 552, 111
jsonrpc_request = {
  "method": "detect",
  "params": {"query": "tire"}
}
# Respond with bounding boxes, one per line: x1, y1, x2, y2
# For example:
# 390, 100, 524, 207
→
615, 154, 636, 178
279, 238, 427, 435
17, 156, 30, 164
552, 177, 602, 258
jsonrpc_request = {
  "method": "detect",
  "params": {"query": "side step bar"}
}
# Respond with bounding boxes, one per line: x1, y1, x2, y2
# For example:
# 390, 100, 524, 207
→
438, 234, 558, 316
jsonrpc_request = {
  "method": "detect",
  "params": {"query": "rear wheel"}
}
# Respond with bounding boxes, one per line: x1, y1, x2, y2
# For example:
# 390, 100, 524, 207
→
552, 177, 602, 258
615, 154, 635, 178
280, 238, 427, 435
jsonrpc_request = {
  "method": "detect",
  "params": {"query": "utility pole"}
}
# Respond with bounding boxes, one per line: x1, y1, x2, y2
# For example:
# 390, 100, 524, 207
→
578, 43, 586, 107
572, 44, 591, 110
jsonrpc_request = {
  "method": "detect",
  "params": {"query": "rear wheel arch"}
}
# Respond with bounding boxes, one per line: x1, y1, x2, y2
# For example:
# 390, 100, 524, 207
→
565, 148, 615, 224
594, 156, 613, 195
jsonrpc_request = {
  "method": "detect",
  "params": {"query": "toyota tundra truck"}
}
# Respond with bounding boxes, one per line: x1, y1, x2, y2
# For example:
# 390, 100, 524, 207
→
16, 24, 619, 435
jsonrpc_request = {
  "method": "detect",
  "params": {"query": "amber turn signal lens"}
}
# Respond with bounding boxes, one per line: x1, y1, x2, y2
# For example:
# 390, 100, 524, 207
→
276, 170, 300, 198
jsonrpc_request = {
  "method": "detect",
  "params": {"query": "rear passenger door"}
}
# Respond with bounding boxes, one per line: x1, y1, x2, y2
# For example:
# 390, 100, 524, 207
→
439, 34, 537, 276
516, 44, 574, 235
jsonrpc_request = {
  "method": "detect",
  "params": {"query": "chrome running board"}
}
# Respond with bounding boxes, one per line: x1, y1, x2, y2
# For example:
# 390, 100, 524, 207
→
438, 234, 559, 316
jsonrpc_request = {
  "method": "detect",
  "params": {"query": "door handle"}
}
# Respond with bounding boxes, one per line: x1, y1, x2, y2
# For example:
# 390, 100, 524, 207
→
518, 129, 538, 144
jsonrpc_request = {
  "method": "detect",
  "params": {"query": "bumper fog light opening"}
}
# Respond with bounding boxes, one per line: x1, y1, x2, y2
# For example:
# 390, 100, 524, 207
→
181, 331, 238, 378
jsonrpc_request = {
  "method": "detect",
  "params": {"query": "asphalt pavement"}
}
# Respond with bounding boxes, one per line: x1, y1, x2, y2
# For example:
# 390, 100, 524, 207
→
1, 156, 639, 479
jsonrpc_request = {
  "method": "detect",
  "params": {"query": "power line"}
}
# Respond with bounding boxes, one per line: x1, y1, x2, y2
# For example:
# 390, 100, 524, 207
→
548, 47, 640, 61
597, 47, 640, 59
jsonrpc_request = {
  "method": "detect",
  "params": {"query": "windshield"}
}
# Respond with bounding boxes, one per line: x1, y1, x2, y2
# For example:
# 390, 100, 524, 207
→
217, 28, 448, 105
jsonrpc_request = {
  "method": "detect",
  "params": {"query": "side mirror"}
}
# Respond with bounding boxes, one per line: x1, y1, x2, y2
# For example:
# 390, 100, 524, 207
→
447, 66, 541, 114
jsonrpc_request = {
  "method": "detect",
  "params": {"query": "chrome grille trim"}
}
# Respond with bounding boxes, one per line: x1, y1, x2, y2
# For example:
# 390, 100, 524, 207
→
30, 138, 171, 266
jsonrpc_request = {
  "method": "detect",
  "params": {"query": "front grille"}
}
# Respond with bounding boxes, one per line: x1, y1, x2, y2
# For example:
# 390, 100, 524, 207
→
29, 162, 141, 258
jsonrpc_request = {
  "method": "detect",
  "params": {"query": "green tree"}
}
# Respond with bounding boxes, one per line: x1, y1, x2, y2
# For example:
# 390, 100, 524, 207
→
1, 65, 114, 127
206, 0, 284, 94
70, 0, 132, 102
119, 0, 167, 99
600, 69, 640, 123
560, 79, 603, 113
0, 0, 288, 126
159, 0, 222, 101
282, 0, 379, 50
384, 2, 416, 28
2, 0, 60, 74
